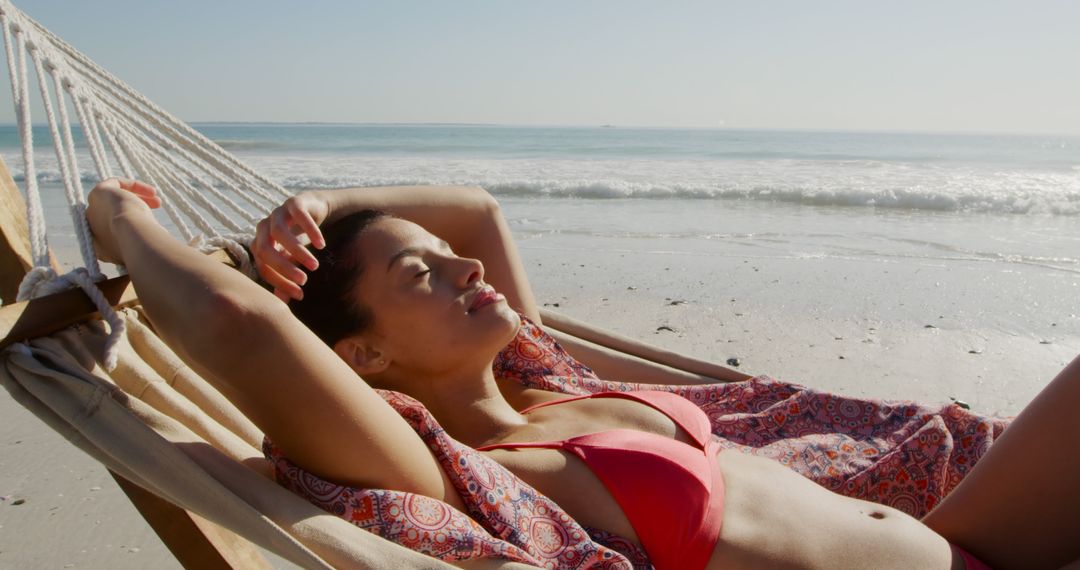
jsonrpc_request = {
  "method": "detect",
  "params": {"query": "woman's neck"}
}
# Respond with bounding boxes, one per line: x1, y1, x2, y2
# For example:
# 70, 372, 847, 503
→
398, 364, 530, 448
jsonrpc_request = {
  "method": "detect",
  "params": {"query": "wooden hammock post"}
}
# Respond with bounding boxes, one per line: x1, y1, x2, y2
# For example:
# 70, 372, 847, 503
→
0, 156, 38, 304
0, 157, 270, 569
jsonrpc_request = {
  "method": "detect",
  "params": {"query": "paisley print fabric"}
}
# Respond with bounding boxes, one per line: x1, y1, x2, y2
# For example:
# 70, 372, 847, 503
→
497, 316, 1009, 519
265, 314, 1010, 568
265, 389, 637, 568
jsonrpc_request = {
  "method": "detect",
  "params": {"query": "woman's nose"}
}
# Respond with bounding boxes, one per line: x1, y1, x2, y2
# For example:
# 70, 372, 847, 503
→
457, 257, 484, 287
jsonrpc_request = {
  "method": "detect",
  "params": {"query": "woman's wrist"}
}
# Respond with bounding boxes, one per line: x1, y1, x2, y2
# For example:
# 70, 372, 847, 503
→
110, 205, 154, 232
108, 209, 159, 258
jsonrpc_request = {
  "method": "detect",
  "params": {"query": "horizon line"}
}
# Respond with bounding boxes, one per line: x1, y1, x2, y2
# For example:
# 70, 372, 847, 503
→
0, 120, 1076, 138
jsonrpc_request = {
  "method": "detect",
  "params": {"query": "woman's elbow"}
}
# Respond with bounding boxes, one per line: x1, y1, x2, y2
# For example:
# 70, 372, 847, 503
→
452, 185, 499, 214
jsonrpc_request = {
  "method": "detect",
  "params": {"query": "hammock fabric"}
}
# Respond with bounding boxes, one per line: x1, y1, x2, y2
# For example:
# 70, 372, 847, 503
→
265, 315, 1010, 568
1, 306, 458, 569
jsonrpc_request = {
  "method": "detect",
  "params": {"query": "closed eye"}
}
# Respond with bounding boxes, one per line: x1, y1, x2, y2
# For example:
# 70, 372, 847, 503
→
414, 269, 431, 279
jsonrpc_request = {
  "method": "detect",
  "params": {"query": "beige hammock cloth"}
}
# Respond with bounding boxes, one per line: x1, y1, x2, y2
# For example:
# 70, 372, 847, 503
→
0, 306, 466, 570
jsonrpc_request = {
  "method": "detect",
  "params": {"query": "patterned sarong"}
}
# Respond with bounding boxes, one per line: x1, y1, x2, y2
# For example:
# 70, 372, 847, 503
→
266, 315, 1009, 568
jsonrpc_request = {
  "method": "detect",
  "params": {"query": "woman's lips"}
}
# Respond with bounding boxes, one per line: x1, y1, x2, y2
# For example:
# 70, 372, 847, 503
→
468, 286, 503, 313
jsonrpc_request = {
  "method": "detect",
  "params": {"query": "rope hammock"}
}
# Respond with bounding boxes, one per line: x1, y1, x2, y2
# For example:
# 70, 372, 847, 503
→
0, 0, 287, 369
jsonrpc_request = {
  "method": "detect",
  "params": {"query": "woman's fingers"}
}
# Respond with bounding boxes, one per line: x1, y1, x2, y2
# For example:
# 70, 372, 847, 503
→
254, 220, 308, 299
263, 246, 308, 290
269, 211, 319, 271
261, 262, 305, 301
117, 178, 157, 196
253, 243, 305, 300
94, 178, 162, 209
128, 180, 162, 208
252, 192, 333, 302
286, 200, 325, 250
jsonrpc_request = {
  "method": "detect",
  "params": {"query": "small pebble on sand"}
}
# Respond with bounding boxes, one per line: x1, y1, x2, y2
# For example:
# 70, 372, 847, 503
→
726, 357, 741, 367
1040, 340, 1052, 345
11, 498, 25, 505
924, 324, 937, 329
838, 355, 846, 360
968, 349, 982, 354
656, 325, 676, 333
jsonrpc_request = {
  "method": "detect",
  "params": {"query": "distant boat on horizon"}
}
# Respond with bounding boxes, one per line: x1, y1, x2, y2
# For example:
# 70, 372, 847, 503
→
600, 124, 616, 128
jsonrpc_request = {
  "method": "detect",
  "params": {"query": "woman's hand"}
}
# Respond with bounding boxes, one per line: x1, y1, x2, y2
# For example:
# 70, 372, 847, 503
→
86, 178, 162, 264
253, 191, 330, 302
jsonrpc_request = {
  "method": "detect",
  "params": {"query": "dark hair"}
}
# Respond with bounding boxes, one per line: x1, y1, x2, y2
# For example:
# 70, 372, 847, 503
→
289, 209, 392, 346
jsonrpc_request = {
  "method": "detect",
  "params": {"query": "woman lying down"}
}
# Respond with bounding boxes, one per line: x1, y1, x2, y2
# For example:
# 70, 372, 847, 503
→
86, 178, 1079, 569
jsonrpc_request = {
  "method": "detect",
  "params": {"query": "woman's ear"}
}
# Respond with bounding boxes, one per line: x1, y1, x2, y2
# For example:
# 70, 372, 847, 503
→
332, 337, 390, 376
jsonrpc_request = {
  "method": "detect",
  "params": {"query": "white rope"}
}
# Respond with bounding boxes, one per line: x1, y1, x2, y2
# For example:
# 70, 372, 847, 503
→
7, 26, 48, 267
110, 115, 261, 229
0, 10, 19, 100
16, 267, 125, 370
97, 113, 135, 178
112, 126, 196, 242
136, 149, 218, 237
39, 56, 101, 278
0, 0, 294, 369
28, 10, 291, 202
92, 88, 281, 213
70, 89, 113, 180
191, 233, 258, 281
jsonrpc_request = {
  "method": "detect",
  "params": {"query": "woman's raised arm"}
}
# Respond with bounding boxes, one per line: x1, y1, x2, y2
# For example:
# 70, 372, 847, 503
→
254, 185, 541, 323
87, 179, 467, 511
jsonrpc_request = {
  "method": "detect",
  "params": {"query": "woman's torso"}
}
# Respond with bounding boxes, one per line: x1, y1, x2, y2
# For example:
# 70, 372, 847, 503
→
481, 388, 959, 570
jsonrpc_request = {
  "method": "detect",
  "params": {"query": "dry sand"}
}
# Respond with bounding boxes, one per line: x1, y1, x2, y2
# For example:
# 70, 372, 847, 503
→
2, 237, 1076, 568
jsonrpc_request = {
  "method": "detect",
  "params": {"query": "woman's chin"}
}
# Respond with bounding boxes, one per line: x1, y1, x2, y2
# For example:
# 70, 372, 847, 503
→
489, 302, 522, 337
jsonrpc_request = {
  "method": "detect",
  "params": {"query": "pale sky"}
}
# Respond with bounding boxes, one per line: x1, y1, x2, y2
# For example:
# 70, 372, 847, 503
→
4, 0, 1080, 134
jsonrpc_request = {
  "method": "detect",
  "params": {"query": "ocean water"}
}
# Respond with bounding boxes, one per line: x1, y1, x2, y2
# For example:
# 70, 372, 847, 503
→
2, 123, 1079, 277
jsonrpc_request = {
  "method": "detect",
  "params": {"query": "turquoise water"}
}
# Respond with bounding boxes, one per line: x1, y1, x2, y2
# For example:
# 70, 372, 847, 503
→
2, 123, 1078, 275
4, 123, 1079, 214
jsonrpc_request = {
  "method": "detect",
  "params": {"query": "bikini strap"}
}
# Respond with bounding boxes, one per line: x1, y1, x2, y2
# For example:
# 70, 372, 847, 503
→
476, 394, 596, 452
517, 393, 595, 414
475, 440, 565, 452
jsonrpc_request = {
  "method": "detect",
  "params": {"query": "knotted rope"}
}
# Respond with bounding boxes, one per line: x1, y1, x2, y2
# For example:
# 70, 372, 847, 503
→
16, 266, 125, 370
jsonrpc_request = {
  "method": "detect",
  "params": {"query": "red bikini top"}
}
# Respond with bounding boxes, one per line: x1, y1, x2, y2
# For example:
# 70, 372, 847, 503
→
476, 390, 724, 570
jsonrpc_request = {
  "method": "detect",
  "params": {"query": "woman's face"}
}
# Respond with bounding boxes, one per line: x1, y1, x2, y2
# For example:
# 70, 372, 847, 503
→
349, 217, 520, 377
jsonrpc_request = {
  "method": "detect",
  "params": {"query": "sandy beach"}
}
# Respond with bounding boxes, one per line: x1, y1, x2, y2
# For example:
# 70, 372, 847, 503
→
2, 216, 1076, 568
